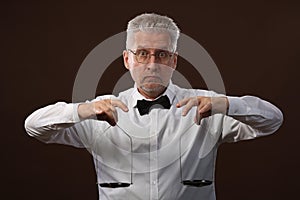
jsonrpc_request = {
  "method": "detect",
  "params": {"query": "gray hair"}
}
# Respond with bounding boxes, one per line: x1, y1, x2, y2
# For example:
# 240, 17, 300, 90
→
126, 13, 180, 52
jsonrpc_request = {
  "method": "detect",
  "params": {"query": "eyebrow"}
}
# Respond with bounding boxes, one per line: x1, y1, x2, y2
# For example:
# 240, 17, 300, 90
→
135, 46, 170, 51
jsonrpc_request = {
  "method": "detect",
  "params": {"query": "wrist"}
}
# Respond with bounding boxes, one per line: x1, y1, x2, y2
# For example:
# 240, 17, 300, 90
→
78, 103, 95, 120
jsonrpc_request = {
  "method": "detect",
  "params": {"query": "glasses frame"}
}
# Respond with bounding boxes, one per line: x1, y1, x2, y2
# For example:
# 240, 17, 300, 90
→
127, 48, 175, 64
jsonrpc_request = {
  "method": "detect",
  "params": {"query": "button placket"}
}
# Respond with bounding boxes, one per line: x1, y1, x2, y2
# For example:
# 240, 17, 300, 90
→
149, 110, 159, 200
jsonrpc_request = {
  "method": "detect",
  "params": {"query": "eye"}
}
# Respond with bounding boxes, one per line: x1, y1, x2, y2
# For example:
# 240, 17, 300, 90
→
136, 49, 149, 57
157, 51, 168, 58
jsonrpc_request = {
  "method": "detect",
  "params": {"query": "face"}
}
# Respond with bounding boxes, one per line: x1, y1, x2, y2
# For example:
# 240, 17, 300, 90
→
123, 31, 177, 98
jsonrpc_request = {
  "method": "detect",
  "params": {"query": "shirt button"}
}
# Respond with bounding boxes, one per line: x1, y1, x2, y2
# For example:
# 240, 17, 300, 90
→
152, 181, 156, 185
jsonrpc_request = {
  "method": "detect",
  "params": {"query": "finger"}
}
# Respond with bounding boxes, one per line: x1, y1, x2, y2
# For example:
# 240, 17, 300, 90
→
195, 101, 212, 124
96, 112, 117, 126
92, 102, 103, 115
199, 102, 212, 115
105, 99, 118, 123
195, 105, 201, 125
176, 97, 190, 108
194, 104, 202, 125
111, 99, 129, 112
95, 100, 118, 125
181, 97, 198, 116
194, 113, 199, 125
194, 115, 201, 125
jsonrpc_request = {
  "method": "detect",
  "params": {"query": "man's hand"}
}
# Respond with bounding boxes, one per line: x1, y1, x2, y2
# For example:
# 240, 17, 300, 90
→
78, 99, 129, 126
176, 96, 229, 124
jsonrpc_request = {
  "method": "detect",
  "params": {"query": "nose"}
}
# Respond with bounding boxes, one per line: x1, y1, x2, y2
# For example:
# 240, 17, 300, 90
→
148, 53, 157, 64
146, 55, 159, 71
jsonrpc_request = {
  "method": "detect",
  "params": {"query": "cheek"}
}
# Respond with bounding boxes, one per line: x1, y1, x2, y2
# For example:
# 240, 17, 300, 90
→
129, 67, 144, 84
128, 63, 144, 82
128, 57, 146, 70
127, 56, 137, 66
160, 67, 174, 80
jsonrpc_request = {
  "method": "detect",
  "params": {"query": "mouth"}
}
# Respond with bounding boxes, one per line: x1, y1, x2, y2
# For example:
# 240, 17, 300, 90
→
142, 76, 162, 83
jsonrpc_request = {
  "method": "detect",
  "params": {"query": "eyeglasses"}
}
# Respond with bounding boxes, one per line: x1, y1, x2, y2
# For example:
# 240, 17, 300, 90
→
128, 48, 175, 64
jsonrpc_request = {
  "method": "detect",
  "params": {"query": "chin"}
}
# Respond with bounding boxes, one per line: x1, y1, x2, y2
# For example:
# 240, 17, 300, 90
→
141, 84, 166, 93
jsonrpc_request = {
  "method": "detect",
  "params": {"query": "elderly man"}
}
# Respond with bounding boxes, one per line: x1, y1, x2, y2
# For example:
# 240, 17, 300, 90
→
25, 13, 283, 200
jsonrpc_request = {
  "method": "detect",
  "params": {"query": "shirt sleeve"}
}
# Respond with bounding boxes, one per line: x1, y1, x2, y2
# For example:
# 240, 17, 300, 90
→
24, 95, 119, 148
221, 95, 283, 143
24, 102, 89, 148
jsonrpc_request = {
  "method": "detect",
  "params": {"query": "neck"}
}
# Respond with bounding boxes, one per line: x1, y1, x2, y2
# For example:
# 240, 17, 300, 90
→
137, 87, 167, 100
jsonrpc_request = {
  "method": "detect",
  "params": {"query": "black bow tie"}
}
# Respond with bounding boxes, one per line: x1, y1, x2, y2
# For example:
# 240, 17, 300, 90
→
137, 95, 171, 116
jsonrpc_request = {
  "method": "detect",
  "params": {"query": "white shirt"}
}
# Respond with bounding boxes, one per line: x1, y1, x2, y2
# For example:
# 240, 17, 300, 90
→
24, 82, 283, 200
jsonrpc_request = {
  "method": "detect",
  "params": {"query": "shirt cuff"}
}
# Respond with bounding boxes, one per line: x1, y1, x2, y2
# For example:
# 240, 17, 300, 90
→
65, 103, 81, 123
74, 103, 83, 122
227, 96, 248, 116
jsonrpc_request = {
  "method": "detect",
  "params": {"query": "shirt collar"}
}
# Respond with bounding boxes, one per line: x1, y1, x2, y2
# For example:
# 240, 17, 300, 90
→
128, 81, 176, 108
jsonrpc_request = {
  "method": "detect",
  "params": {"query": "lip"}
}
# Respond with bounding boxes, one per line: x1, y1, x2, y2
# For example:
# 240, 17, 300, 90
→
143, 76, 161, 81
144, 76, 159, 79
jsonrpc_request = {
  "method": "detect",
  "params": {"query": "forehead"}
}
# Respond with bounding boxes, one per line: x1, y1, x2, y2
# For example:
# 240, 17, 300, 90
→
133, 31, 171, 50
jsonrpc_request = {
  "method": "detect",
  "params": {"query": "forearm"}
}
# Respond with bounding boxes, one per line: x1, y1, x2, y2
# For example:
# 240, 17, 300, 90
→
227, 95, 283, 135
24, 96, 127, 144
24, 102, 81, 138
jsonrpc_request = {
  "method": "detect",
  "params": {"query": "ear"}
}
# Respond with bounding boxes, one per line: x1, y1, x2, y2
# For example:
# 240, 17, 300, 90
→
123, 50, 130, 70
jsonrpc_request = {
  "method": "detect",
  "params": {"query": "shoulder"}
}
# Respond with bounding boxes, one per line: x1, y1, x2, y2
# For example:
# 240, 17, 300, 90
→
93, 88, 135, 101
171, 84, 215, 98
118, 87, 135, 97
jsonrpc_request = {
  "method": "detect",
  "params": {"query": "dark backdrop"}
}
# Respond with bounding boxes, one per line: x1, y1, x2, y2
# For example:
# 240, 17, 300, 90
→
2, 0, 299, 199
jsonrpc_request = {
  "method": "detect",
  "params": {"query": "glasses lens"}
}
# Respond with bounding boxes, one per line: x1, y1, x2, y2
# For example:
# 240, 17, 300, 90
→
133, 49, 173, 64
156, 50, 172, 64
135, 49, 149, 63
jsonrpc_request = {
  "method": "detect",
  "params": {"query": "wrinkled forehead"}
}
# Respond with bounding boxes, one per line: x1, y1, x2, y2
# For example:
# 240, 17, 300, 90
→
129, 31, 173, 51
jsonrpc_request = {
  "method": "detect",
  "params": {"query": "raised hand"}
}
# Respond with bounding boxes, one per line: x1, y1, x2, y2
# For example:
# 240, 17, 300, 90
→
176, 96, 228, 125
78, 99, 129, 126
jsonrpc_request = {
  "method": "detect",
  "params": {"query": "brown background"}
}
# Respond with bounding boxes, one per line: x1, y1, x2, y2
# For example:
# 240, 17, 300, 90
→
1, 0, 299, 199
